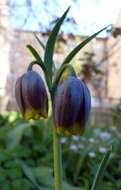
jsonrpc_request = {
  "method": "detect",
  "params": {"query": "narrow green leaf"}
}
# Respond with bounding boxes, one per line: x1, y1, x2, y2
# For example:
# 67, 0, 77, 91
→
34, 33, 45, 50
27, 45, 51, 89
27, 44, 47, 73
44, 7, 70, 77
34, 166, 54, 188
27, 44, 44, 65
62, 181, 81, 190
27, 45, 48, 76
62, 26, 110, 65
16, 159, 43, 190
91, 146, 112, 190
7, 123, 30, 149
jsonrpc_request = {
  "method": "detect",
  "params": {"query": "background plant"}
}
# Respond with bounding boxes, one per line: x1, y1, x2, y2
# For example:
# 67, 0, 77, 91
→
0, 112, 120, 190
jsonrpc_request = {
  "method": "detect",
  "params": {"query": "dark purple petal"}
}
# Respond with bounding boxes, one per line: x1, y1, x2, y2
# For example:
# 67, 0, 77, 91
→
15, 71, 48, 119
54, 76, 84, 128
22, 71, 48, 112
15, 75, 25, 114
54, 76, 91, 135
81, 81, 91, 124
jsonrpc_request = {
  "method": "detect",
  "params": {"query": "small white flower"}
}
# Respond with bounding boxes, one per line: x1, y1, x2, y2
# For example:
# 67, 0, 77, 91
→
99, 132, 111, 141
72, 136, 79, 141
99, 147, 107, 154
89, 138, 95, 143
70, 144, 78, 151
61, 137, 66, 144
88, 152, 96, 158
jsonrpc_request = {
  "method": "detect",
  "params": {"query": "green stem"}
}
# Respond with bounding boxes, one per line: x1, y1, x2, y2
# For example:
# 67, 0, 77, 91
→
53, 126, 62, 190
52, 64, 76, 93
27, 60, 52, 92
51, 91, 62, 190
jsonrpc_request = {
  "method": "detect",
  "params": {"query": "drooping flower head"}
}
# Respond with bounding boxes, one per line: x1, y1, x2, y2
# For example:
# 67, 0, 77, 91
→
15, 71, 48, 120
54, 76, 91, 136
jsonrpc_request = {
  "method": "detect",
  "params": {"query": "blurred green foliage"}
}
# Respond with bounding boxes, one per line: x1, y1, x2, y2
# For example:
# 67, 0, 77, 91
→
0, 111, 121, 189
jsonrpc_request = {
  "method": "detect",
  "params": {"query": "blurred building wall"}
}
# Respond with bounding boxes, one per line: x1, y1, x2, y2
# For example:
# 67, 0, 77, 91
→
107, 11, 121, 99
0, 0, 10, 111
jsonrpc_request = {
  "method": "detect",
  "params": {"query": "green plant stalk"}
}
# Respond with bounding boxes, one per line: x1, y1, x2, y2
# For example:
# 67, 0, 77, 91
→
53, 126, 62, 190
52, 64, 76, 92
51, 91, 62, 190
27, 60, 52, 92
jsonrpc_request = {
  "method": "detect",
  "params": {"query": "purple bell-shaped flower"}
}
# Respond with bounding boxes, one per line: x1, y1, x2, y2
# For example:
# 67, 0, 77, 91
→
15, 71, 48, 120
54, 76, 91, 135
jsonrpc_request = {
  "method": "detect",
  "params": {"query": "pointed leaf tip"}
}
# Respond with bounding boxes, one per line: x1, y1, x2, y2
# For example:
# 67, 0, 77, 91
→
44, 7, 70, 78
26, 44, 47, 76
34, 33, 45, 50
62, 25, 110, 65
27, 44, 42, 61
